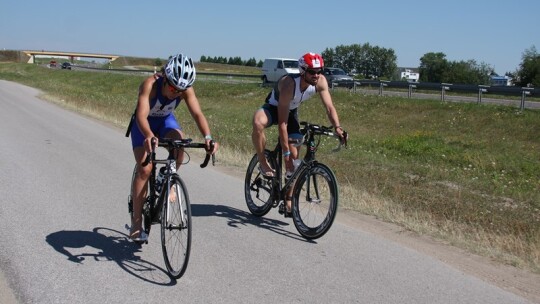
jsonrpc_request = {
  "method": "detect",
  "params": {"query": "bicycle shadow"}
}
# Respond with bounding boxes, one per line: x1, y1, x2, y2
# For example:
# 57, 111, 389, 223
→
45, 227, 176, 286
191, 203, 315, 243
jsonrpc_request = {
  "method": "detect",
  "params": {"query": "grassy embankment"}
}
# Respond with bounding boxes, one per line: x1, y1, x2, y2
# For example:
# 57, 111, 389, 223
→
0, 62, 538, 274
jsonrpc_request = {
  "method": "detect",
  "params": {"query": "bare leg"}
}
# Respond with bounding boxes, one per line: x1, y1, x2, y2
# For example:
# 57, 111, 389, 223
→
164, 129, 185, 171
131, 146, 151, 239
252, 109, 274, 175
285, 145, 299, 213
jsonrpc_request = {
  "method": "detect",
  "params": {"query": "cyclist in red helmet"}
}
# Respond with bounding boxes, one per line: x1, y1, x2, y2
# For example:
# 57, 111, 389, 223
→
251, 52, 346, 216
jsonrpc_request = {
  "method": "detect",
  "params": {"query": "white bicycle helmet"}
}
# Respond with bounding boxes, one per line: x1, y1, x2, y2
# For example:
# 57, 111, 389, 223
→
164, 54, 196, 90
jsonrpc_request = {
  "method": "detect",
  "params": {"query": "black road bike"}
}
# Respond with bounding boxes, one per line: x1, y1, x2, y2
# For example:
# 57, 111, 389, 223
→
244, 122, 347, 239
128, 138, 215, 278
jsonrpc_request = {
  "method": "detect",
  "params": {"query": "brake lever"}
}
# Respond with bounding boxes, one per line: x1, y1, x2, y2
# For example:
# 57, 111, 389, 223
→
200, 140, 216, 168
142, 138, 158, 166
332, 131, 348, 152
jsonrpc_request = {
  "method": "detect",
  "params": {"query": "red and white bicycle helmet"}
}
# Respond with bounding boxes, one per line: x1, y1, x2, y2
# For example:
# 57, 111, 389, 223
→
164, 53, 196, 90
298, 52, 324, 72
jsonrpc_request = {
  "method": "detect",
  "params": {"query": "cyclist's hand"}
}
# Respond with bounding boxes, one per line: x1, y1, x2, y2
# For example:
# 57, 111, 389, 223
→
144, 136, 158, 154
335, 127, 348, 146
205, 140, 218, 155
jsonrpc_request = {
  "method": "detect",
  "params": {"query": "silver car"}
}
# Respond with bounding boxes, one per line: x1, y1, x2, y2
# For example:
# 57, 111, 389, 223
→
324, 67, 354, 87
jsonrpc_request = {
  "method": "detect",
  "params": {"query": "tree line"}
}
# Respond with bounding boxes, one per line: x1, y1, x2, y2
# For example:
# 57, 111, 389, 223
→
199, 44, 539, 87
200, 55, 263, 67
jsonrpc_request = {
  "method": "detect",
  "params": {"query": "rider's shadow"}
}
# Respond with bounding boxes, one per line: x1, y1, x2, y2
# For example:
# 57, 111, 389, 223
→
191, 203, 314, 243
45, 227, 175, 285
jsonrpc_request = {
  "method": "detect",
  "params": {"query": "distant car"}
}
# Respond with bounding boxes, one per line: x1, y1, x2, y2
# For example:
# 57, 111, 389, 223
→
61, 62, 72, 70
323, 67, 354, 87
49, 60, 57, 68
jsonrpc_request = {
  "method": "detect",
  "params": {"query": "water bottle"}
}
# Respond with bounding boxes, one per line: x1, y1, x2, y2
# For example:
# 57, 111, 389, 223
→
155, 167, 166, 193
168, 161, 176, 174
286, 159, 302, 179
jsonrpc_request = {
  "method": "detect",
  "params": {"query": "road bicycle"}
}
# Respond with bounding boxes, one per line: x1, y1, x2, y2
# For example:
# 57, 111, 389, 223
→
128, 137, 215, 278
244, 122, 347, 239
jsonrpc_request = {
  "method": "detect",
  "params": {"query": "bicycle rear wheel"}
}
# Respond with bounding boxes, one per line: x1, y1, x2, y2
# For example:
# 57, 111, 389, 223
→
161, 174, 191, 278
244, 152, 276, 216
292, 163, 338, 239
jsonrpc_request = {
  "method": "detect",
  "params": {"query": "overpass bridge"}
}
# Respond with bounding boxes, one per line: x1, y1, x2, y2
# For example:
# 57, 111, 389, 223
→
22, 50, 120, 63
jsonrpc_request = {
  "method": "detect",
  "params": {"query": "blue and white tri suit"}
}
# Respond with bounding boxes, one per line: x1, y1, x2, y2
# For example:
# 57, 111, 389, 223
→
130, 77, 182, 148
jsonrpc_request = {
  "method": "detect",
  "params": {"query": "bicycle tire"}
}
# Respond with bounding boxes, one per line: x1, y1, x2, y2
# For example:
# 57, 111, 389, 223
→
161, 174, 191, 279
292, 163, 338, 239
244, 152, 276, 216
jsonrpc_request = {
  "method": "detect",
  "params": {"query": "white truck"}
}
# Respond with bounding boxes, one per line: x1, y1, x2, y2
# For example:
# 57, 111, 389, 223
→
261, 58, 299, 83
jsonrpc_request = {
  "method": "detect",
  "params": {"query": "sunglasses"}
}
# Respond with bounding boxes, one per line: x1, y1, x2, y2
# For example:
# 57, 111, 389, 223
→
306, 69, 323, 75
166, 81, 186, 94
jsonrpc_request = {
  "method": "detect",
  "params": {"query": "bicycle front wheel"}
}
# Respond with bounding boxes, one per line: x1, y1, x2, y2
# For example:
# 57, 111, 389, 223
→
161, 174, 191, 279
292, 163, 338, 239
244, 152, 276, 216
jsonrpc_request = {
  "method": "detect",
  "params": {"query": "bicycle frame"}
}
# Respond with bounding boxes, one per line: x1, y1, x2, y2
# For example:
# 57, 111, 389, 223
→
147, 139, 215, 225
245, 121, 346, 239
268, 124, 322, 204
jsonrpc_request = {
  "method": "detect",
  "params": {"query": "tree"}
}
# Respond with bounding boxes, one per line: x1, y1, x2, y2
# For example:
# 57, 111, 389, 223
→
245, 57, 257, 67
444, 60, 491, 85
419, 52, 448, 83
517, 46, 540, 87
322, 43, 397, 79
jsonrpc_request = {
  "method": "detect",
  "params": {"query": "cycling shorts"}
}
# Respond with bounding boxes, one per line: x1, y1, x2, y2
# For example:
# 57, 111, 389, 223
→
130, 114, 182, 148
260, 104, 303, 140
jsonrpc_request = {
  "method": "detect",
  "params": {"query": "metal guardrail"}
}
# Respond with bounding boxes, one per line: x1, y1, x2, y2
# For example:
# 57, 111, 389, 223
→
329, 80, 538, 110
73, 65, 538, 110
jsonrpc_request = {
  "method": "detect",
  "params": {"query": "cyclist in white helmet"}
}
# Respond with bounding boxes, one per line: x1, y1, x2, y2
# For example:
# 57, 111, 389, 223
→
251, 52, 346, 216
127, 53, 218, 241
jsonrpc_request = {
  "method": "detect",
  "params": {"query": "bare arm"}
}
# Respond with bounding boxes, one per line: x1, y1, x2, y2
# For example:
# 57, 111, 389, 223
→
183, 88, 217, 153
277, 76, 295, 154
316, 76, 345, 137
135, 76, 157, 153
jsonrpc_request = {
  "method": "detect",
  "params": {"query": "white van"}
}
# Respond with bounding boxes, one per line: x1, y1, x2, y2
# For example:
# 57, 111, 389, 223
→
261, 58, 299, 83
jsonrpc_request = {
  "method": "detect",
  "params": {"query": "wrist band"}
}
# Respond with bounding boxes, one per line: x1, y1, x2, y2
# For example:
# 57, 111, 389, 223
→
283, 151, 291, 157
204, 135, 212, 140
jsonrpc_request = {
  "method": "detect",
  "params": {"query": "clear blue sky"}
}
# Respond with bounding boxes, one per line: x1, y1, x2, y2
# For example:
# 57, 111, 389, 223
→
1, 0, 538, 74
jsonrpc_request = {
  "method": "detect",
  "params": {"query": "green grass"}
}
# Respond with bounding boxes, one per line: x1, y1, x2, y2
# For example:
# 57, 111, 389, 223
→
1, 62, 539, 273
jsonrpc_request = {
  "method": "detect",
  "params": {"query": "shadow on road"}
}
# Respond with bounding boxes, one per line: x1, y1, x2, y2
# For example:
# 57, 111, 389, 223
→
191, 203, 315, 243
45, 227, 175, 285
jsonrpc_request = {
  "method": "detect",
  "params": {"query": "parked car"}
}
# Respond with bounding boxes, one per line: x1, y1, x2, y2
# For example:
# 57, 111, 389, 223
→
323, 67, 354, 87
49, 60, 57, 68
61, 62, 72, 70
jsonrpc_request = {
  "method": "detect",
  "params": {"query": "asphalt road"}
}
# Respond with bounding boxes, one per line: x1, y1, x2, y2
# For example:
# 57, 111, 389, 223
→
0, 80, 535, 303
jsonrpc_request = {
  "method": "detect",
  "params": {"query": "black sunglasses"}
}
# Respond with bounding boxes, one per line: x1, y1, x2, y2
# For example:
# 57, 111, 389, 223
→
306, 69, 323, 75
